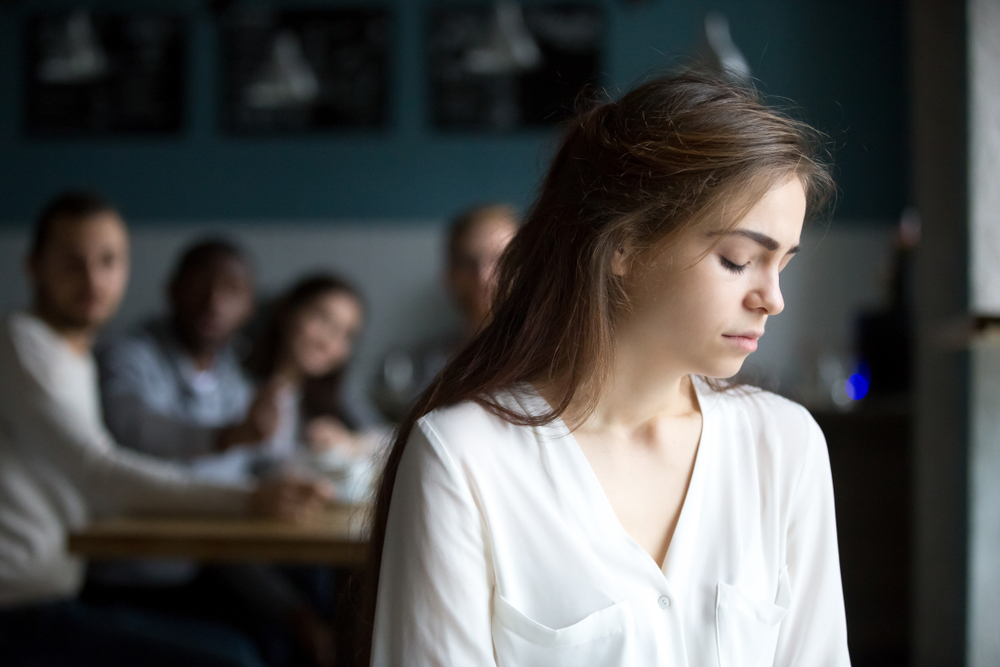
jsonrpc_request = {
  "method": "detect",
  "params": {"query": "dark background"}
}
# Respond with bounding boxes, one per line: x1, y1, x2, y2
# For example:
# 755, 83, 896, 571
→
0, 0, 906, 224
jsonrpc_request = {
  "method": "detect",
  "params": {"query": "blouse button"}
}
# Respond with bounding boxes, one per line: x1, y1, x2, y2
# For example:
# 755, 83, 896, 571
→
657, 595, 671, 609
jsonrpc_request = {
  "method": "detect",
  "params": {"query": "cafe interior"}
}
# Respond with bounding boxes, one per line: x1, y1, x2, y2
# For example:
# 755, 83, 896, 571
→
0, 0, 996, 665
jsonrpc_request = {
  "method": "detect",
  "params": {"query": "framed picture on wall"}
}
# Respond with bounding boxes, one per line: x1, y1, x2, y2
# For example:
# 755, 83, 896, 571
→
221, 7, 391, 133
428, 2, 603, 130
24, 11, 185, 135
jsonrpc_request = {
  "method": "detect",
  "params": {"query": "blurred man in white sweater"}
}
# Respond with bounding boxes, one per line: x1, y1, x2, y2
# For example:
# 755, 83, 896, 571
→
0, 192, 330, 667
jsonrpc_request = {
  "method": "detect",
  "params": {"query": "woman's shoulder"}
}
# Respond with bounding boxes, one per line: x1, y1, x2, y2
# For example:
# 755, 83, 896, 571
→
706, 381, 825, 460
719, 382, 815, 421
418, 400, 500, 437
413, 389, 545, 460
419, 393, 527, 439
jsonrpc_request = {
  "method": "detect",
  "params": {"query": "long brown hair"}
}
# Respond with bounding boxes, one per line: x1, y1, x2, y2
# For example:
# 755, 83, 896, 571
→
246, 273, 364, 428
358, 71, 833, 662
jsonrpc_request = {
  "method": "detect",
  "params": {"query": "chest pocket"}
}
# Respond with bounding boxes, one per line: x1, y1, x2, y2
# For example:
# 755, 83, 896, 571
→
492, 594, 635, 667
715, 568, 791, 667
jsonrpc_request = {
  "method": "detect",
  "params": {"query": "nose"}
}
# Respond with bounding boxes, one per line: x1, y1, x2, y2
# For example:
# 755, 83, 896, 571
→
207, 284, 229, 314
746, 269, 784, 315
82, 262, 102, 294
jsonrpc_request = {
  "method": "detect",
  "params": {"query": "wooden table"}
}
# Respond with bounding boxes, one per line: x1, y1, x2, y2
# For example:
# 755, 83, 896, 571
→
68, 504, 369, 566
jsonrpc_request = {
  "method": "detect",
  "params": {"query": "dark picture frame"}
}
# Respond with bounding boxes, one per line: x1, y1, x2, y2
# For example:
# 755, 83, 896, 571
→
24, 10, 186, 136
221, 7, 391, 133
428, 3, 603, 131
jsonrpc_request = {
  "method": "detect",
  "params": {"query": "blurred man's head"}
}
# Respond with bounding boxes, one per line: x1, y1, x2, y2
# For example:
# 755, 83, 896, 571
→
168, 239, 254, 359
27, 192, 129, 335
446, 204, 519, 331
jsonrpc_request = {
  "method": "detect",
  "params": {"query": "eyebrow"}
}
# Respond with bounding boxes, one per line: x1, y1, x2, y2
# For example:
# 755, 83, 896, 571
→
718, 229, 800, 254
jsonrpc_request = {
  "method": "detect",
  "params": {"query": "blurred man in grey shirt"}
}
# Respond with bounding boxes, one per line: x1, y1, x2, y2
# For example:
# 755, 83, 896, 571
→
95, 240, 336, 665
98, 240, 279, 483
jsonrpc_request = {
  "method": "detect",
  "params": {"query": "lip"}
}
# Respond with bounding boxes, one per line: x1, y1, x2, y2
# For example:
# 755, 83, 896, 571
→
722, 332, 763, 352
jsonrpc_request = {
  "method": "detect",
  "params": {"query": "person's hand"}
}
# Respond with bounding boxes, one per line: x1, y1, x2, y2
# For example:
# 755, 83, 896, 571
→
304, 416, 360, 456
217, 379, 284, 451
249, 475, 334, 522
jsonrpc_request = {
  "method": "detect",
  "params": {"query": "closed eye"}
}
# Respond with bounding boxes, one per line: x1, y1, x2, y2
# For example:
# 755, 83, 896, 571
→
719, 256, 748, 274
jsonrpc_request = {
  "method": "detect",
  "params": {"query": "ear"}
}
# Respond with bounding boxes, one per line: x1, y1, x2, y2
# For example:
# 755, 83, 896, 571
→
611, 249, 629, 277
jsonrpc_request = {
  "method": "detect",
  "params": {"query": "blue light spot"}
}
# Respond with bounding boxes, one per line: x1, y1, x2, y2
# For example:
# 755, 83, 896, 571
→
845, 373, 870, 400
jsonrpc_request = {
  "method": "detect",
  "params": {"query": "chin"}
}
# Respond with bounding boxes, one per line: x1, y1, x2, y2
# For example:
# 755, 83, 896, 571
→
698, 358, 747, 380
301, 360, 336, 378
70, 310, 111, 330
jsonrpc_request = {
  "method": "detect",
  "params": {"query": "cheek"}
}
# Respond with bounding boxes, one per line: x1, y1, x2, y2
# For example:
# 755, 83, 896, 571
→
293, 323, 319, 352
326, 328, 354, 363
453, 272, 478, 293
291, 322, 338, 372
323, 346, 348, 372
48, 264, 81, 293
637, 273, 708, 328
111, 268, 129, 296
44, 269, 73, 295
657, 273, 735, 340
219, 295, 250, 320
96, 265, 128, 293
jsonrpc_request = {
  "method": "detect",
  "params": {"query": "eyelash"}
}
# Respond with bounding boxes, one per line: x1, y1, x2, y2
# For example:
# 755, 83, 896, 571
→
719, 256, 748, 274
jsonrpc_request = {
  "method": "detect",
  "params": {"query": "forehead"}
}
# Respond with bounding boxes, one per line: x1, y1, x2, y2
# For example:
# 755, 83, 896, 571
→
46, 212, 128, 251
725, 178, 806, 242
314, 289, 361, 311
454, 217, 517, 254
181, 252, 251, 282
304, 290, 364, 324
646, 178, 807, 266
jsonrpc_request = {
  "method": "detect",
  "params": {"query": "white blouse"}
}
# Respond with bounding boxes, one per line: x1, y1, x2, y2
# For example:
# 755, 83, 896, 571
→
372, 378, 850, 667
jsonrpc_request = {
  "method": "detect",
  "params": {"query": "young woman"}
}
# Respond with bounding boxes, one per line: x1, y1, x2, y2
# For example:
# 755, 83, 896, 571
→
367, 73, 849, 666
247, 274, 371, 471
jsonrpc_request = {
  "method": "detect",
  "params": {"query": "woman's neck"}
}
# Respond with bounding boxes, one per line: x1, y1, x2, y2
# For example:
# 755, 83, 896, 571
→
544, 331, 703, 433
537, 364, 700, 436
583, 372, 699, 432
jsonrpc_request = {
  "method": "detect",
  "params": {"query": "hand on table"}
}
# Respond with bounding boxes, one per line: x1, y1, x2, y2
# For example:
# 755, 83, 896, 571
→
217, 379, 285, 451
304, 416, 364, 457
249, 475, 334, 522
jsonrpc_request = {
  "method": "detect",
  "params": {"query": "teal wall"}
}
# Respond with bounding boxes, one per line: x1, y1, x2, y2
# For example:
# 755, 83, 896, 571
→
0, 0, 906, 224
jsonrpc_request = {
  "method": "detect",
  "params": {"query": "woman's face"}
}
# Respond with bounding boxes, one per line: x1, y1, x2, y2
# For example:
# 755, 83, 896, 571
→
287, 291, 364, 378
616, 178, 807, 381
